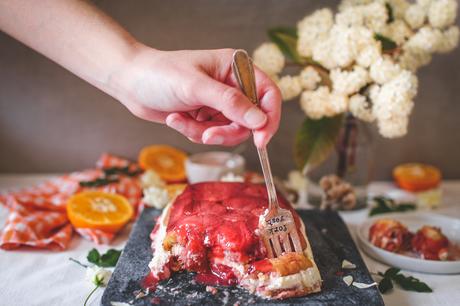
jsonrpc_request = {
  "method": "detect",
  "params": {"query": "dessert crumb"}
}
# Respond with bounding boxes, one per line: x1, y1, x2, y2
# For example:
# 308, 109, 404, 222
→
206, 285, 218, 295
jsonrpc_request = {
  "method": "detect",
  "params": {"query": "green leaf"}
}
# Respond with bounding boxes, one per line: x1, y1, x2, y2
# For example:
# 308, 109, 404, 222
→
87, 248, 101, 265
267, 27, 304, 64
369, 196, 416, 216
378, 267, 433, 294
385, 3, 394, 23
87, 248, 122, 267
374, 33, 398, 51
384, 267, 401, 278
294, 115, 343, 172
79, 177, 119, 188
392, 274, 433, 293
99, 249, 122, 267
103, 166, 142, 177
378, 276, 394, 294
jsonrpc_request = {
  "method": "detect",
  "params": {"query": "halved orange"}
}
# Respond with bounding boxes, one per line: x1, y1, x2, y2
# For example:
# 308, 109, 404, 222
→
393, 163, 441, 192
138, 145, 187, 182
66, 191, 133, 233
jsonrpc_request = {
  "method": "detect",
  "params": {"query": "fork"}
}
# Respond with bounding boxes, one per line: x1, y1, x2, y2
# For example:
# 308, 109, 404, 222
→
232, 49, 303, 258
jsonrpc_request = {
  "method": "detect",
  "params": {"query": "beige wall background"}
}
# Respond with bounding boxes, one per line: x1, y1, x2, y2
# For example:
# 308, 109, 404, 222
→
0, 0, 459, 179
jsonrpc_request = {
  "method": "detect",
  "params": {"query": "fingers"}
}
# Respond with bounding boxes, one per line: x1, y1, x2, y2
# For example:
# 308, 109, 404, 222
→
166, 112, 251, 146
202, 123, 251, 146
165, 113, 219, 143
252, 67, 282, 147
185, 77, 268, 130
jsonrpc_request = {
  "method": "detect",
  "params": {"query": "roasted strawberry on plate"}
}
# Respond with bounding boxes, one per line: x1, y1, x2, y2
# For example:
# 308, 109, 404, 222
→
146, 182, 322, 299
358, 212, 460, 274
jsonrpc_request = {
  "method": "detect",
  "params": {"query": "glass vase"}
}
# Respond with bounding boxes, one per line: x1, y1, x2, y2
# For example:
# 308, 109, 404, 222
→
306, 114, 374, 210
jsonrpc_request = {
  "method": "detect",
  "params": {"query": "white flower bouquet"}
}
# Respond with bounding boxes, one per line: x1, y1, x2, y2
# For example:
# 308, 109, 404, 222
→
253, 0, 459, 173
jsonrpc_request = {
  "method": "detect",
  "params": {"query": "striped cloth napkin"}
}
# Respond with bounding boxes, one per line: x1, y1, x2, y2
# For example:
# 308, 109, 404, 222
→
0, 154, 143, 250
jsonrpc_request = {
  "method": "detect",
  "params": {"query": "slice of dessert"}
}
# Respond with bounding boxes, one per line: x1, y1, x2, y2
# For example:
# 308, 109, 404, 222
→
147, 182, 322, 299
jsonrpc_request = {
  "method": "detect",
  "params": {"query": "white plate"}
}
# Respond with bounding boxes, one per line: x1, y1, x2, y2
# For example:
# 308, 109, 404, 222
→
357, 212, 460, 274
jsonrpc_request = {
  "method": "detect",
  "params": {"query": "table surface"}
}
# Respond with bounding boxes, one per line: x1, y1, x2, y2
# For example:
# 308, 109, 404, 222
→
0, 174, 459, 306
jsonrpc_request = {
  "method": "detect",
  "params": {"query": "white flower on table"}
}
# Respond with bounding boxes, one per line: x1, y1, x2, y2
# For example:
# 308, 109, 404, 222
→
143, 186, 170, 209
140, 170, 165, 189
85, 266, 112, 287
220, 172, 245, 183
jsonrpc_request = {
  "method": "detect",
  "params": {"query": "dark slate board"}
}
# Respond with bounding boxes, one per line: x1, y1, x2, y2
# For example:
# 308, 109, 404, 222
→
102, 208, 384, 306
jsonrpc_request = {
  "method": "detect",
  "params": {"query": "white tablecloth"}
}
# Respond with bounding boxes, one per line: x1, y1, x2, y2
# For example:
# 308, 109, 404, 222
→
0, 174, 459, 306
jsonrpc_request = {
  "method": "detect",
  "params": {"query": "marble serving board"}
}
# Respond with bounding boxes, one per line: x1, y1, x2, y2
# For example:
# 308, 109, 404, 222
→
102, 208, 384, 306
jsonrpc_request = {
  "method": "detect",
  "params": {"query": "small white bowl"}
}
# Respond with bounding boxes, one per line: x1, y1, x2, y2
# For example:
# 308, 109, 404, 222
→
185, 151, 245, 184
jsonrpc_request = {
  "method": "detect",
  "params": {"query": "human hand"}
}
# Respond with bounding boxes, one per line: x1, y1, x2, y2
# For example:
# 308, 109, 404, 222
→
112, 46, 281, 147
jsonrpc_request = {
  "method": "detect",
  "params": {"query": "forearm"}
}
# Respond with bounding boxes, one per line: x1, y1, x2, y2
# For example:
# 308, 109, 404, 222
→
0, 0, 141, 98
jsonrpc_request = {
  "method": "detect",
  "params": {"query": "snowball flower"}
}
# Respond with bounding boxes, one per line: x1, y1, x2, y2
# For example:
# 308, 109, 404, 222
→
338, 0, 374, 11
297, 8, 334, 57
404, 4, 426, 30
253, 42, 285, 76
299, 66, 321, 90
371, 70, 418, 138
377, 115, 410, 138
386, 0, 411, 19
356, 42, 382, 67
362, 2, 388, 32
349, 94, 375, 122
86, 266, 112, 287
406, 26, 443, 53
143, 186, 170, 209
398, 45, 432, 71
313, 25, 374, 69
277, 75, 302, 101
330, 66, 369, 95
436, 26, 460, 53
300, 86, 348, 119
382, 20, 414, 45
428, 0, 458, 29
336, 7, 364, 27
370, 56, 402, 84
140, 170, 165, 189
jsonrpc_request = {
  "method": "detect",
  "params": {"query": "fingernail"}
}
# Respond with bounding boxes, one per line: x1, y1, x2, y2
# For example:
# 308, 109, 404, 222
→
204, 135, 224, 145
166, 117, 185, 131
244, 108, 267, 128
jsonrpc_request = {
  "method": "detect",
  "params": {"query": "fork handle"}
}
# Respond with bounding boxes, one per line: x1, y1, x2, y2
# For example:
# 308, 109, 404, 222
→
232, 49, 279, 211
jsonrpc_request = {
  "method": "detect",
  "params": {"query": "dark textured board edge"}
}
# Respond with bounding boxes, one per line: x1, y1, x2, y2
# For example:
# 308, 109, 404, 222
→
102, 208, 384, 306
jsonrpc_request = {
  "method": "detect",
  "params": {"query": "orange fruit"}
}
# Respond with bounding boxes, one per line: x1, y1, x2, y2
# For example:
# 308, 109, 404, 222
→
66, 191, 133, 233
393, 163, 441, 192
165, 183, 187, 198
139, 145, 187, 182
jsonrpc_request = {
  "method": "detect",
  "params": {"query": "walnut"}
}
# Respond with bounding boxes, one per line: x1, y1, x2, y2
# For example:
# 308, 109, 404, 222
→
319, 175, 357, 211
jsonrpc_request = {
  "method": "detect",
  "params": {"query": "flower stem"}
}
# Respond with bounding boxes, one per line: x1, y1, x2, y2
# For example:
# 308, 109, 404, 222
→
69, 257, 88, 268
84, 285, 100, 306
336, 114, 358, 178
